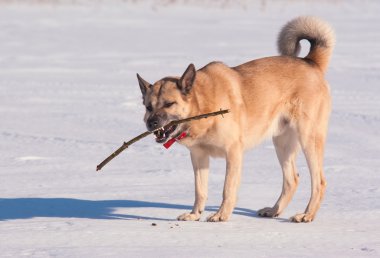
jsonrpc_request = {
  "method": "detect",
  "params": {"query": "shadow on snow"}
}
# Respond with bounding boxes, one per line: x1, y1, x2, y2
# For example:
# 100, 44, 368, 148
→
0, 198, 260, 221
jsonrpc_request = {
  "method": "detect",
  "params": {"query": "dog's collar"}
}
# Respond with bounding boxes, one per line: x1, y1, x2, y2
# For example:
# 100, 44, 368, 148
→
163, 132, 187, 149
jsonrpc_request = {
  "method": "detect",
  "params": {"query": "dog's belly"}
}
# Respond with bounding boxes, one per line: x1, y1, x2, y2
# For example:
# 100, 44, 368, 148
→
198, 143, 226, 158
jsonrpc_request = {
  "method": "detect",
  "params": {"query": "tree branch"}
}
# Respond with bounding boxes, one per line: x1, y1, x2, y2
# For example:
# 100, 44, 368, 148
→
96, 109, 230, 171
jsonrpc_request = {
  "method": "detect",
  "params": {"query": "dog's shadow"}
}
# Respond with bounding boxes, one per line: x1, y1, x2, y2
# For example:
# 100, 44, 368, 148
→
0, 198, 263, 221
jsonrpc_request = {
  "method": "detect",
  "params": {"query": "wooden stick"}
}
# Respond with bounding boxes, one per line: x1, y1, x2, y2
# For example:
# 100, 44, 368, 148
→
96, 109, 230, 171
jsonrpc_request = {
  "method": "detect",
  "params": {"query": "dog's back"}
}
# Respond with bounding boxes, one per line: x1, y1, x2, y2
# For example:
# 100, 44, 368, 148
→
229, 16, 336, 147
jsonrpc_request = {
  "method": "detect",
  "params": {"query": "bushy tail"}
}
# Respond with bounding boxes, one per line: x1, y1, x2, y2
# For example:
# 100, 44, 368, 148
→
277, 16, 335, 73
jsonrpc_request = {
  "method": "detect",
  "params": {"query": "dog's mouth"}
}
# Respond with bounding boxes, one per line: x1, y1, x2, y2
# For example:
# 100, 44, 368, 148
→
153, 125, 178, 143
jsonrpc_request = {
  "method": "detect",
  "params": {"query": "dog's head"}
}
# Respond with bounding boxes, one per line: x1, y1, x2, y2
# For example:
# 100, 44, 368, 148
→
137, 64, 196, 143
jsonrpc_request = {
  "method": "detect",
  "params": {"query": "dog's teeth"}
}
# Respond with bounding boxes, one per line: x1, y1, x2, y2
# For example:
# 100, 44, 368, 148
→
155, 128, 165, 139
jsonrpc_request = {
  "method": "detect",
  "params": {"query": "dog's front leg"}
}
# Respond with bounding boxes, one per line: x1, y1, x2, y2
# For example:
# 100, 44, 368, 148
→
207, 143, 243, 222
177, 149, 209, 221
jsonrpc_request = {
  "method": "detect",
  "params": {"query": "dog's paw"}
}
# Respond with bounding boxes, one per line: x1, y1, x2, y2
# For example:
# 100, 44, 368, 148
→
206, 212, 229, 222
258, 207, 280, 218
177, 212, 201, 221
290, 213, 315, 223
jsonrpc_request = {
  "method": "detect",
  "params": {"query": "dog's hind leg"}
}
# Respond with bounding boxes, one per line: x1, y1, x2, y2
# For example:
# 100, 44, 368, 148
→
177, 149, 209, 221
258, 125, 300, 218
290, 111, 328, 223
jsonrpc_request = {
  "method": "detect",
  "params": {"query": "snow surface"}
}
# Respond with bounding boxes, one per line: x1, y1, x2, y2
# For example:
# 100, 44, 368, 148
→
1, 1, 379, 257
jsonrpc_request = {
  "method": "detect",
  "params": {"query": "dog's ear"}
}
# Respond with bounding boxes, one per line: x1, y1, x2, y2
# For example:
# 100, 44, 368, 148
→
178, 63, 196, 95
137, 73, 151, 97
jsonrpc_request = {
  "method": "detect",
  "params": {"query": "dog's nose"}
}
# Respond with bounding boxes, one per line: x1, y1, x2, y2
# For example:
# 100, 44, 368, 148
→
147, 117, 159, 131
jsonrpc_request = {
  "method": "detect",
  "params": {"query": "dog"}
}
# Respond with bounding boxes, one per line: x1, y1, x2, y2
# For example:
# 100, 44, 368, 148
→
136, 16, 335, 222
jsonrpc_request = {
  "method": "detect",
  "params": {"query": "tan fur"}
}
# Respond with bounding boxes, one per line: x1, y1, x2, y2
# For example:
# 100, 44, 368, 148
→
137, 16, 334, 222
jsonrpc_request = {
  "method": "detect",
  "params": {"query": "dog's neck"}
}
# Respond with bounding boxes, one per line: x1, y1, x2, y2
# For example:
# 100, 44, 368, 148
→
183, 78, 216, 142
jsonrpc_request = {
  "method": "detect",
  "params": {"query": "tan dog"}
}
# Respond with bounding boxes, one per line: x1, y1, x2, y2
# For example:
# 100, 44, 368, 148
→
137, 16, 335, 222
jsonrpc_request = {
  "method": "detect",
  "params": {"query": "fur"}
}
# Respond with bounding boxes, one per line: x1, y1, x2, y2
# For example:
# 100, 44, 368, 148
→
137, 16, 335, 222
277, 16, 335, 72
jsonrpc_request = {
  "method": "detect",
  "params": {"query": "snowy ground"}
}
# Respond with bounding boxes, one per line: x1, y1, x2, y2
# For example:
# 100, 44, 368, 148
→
1, 0, 380, 257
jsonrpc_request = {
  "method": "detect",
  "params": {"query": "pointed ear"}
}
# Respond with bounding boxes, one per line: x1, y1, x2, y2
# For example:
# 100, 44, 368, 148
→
137, 73, 150, 96
178, 63, 196, 95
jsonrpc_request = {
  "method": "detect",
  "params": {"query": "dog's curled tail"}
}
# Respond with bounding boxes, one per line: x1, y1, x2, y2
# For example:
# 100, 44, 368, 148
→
277, 16, 335, 73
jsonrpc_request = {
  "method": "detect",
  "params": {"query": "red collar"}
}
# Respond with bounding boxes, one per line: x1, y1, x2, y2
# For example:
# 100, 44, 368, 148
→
163, 132, 187, 149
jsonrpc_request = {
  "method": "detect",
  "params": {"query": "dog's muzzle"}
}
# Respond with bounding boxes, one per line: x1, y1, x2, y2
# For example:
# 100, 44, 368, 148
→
153, 125, 178, 143
147, 114, 180, 143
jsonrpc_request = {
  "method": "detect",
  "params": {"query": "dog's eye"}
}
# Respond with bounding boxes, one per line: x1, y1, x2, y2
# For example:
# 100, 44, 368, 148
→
146, 105, 153, 112
164, 102, 176, 108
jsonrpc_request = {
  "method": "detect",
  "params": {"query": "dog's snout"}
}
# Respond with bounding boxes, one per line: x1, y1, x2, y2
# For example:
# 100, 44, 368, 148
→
147, 117, 160, 131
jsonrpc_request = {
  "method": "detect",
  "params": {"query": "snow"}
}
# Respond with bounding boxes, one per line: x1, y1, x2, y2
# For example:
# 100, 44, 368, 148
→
1, 0, 379, 257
